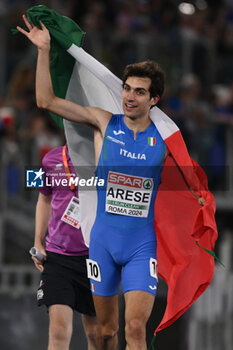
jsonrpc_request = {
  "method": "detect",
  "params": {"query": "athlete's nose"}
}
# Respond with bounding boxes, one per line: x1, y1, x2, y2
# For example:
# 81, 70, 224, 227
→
126, 89, 136, 101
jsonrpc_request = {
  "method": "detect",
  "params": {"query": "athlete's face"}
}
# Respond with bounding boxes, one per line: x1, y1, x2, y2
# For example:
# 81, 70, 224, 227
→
122, 76, 159, 120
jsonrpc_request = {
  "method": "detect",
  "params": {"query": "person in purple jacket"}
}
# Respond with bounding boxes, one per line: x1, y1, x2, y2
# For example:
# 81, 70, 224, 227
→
32, 144, 97, 350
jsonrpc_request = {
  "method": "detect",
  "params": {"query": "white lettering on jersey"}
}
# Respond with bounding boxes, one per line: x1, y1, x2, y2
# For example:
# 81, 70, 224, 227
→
120, 148, 146, 160
106, 135, 125, 146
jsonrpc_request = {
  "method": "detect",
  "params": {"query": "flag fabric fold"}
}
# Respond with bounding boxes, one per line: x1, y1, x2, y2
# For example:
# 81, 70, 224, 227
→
154, 154, 217, 332
27, 5, 85, 129
24, 5, 218, 333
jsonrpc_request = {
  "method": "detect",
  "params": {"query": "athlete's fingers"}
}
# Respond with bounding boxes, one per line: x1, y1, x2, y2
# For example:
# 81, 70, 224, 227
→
22, 14, 33, 30
31, 256, 37, 265
35, 261, 44, 272
37, 264, 44, 272
198, 197, 206, 206
40, 21, 47, 31
32, 256, 44, 272
16, 26, 30, 37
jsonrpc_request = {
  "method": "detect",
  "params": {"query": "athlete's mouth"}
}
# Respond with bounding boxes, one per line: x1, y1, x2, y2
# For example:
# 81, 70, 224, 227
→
125, 103, 137, 110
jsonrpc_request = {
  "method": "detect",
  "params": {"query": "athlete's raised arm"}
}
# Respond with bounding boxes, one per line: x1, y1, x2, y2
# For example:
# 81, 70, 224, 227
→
17, 15, 111, 132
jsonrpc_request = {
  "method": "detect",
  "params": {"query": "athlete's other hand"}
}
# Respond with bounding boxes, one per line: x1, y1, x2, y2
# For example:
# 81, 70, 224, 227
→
32, 245, 47, 272
198, 197, 206, 206
17, 14, 50, 51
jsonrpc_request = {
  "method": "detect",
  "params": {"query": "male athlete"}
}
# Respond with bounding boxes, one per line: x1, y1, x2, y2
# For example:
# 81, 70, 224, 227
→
17, 16, 204, 350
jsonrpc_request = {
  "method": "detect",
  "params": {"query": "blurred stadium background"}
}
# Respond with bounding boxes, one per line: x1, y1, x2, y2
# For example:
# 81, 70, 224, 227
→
0, 0, 232, 349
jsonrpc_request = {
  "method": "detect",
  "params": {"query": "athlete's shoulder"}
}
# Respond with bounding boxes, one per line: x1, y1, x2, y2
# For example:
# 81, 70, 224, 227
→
110, 114, 124, 120
106, 114, 124, 127
111, 114, 124, 117
150, 123, 165, 143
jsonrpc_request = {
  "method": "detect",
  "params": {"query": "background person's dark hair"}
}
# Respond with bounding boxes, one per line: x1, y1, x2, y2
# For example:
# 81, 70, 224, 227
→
122, 60, 165, 100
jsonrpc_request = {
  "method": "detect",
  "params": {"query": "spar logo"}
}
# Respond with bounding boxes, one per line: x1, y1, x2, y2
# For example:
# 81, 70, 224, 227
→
108, 172, 143, 188
143, 179, 153, 190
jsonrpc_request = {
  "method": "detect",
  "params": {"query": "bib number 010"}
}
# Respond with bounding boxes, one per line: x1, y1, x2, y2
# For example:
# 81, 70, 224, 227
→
86, 259, 101, 282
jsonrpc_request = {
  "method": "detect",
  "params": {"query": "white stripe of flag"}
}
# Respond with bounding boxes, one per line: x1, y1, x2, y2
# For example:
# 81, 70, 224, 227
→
148, 137, 156, 146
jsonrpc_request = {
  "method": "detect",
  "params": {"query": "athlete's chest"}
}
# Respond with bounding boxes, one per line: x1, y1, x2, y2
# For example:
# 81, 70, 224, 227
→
102, 116, 165, 166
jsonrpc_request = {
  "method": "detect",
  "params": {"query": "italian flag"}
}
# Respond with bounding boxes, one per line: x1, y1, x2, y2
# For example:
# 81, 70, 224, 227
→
22, 5, 218, 335
148, 137, 156, 146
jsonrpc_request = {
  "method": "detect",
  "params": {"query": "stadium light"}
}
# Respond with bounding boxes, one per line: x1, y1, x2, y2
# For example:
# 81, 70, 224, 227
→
178, 2, 195, 15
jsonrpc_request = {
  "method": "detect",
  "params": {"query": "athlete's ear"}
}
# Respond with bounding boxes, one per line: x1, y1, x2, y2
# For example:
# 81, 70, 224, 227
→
151, 96, 160, 107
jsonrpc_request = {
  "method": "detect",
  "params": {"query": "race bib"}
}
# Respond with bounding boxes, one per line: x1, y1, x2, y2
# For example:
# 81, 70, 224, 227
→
105, 171, 153, 218
86, 259, 101, 282
150, 258, 158, 279
61, 196, 81, 229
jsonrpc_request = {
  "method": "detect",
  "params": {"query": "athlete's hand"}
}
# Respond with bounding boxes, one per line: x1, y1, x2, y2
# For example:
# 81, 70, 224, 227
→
32, 245, 47, 272
17, 14, 50, 51
189, 186, 206, 206
198, 197, 206, 206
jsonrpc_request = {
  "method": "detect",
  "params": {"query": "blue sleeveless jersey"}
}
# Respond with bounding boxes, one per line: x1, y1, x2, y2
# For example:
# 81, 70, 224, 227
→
95, 114, 166, 228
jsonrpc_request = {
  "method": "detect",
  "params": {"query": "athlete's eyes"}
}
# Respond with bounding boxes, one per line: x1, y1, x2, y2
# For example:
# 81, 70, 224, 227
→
123, 86, 146, 95
136, 90, 145, 95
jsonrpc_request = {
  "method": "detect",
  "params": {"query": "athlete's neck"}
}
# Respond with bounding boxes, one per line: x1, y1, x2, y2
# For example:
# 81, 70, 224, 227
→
124, 114, 151, 140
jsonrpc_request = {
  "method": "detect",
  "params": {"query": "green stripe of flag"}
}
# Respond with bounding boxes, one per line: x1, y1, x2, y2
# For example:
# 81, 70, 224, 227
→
196, 241, 225, 267
13, 5, 85, 129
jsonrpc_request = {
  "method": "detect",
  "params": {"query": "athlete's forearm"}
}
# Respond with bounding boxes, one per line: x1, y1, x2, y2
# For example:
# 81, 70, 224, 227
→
35, 46, 111, 129
34, 193, 52, 247
36, 47, 56, 110
18, 15, 110, 131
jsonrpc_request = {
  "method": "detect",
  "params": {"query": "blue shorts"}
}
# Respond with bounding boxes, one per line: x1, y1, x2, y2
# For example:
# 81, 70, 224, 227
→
88, 219, 158, 297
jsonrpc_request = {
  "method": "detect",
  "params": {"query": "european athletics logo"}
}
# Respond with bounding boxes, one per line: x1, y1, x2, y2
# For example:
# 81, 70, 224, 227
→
26, 168, 45, 188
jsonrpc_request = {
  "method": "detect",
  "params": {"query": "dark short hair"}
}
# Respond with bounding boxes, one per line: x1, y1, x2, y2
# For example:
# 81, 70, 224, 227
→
122, 60, 165, 99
